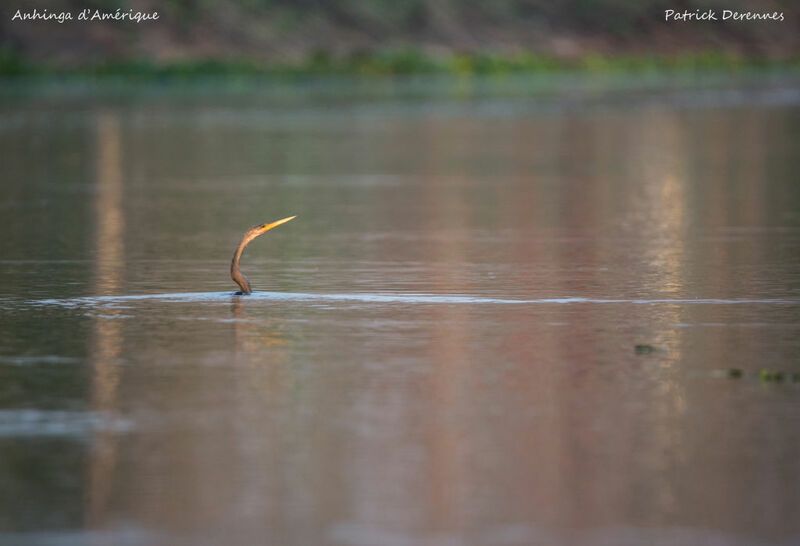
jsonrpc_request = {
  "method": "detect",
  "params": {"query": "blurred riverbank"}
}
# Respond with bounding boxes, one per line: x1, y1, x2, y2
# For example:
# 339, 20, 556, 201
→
1, 0, 797, 79
2, 48, 798, 83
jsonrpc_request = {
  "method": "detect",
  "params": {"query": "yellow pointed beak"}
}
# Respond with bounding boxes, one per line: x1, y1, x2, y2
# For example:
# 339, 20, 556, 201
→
258, 215, 296, 233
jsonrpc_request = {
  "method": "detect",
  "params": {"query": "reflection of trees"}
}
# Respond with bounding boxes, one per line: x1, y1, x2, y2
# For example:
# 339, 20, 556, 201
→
114, 300, 295, 533
332, 104, 798, 537
87, 111, 125, 527
64, 99, 797, 540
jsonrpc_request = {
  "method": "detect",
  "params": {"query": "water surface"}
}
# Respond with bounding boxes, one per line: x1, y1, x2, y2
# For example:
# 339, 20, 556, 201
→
1, 74, 800, 545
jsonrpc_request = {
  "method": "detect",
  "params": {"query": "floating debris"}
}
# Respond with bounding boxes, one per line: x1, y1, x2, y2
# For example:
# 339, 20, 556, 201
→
760, 370, 786, 383
717, 369, 800, 382
634, 344, 662, 355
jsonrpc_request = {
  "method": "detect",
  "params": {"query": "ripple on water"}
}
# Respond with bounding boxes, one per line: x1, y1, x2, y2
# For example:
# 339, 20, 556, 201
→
0, 409, 133, 438
29, 291, 800, 308
0, 355, 83, 366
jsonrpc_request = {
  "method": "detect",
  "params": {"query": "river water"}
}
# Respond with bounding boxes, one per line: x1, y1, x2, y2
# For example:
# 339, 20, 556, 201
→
1, 74, 799, 545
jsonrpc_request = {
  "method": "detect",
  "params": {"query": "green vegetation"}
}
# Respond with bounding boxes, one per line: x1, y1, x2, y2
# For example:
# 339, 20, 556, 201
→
724, 369, 800, 383
1, 48, 796, 80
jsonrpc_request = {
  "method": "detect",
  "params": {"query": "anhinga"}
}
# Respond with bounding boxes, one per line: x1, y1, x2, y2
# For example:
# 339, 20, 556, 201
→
231, 216, 295, 295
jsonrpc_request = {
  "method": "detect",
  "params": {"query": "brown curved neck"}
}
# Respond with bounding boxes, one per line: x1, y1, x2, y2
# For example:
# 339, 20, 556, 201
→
231, 240, 253, 295
229, 216, 295, 295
